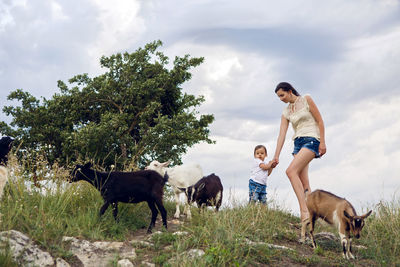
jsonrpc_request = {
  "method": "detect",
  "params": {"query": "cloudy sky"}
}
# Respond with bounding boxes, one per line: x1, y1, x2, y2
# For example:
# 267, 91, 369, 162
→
1, 0, 400, 215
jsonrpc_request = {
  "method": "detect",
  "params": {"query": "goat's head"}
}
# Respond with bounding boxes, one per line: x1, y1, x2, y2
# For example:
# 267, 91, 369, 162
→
0, 136, 14, 166
181, 183, 205, 204
70, 162, 92, 183
344, 210, 372, 239
145, 160, 171, 176
180, 186, 194, 204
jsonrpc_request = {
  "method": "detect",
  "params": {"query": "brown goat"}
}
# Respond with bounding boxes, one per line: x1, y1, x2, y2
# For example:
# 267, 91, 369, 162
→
302, 189, 372, 259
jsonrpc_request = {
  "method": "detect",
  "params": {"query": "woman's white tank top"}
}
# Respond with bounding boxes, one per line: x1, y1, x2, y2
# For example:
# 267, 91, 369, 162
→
282, 95, 320, 140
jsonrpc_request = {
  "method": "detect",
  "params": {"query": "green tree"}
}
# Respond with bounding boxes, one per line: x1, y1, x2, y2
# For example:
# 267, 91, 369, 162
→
0, 40, 214, 168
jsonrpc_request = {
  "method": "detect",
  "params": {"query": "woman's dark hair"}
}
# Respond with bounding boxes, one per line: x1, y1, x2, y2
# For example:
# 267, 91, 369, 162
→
275, 82, 300, 96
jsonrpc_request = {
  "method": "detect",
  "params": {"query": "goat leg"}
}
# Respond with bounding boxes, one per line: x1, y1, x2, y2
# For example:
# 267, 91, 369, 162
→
99, 201, 110, 217
147, 201, 158, 233
347, 239, 355, 259
310, 218, 317, 248
340, 234, 349, 259
184, 202, 192, 219
300, 219, 310, 243
155, 199, 168, 230
112, 202, 119, 222
173, 192, 181, 218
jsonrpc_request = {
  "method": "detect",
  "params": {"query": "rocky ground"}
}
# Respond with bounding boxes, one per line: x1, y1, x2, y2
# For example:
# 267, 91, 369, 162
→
0, 218, 374, 267
0, 218, 186, 267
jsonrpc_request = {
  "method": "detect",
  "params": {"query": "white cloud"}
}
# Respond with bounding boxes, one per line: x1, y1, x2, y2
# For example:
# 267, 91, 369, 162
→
50, 1, 68, 21
314, 96, 400, 193
87, 0, 145, 59
165, 42, 282, 116
323, 25, 400, 99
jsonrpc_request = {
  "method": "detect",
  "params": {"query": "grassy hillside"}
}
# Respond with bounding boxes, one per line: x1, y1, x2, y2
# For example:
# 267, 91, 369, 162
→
0, 157, 399, 266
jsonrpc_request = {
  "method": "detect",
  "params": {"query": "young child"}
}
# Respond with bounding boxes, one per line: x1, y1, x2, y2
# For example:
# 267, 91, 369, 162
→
249, 145, 276, 204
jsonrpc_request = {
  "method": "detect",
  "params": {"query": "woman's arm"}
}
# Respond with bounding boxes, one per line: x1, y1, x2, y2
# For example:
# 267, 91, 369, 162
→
305, 95, 326, 156
273, 115, 290, 164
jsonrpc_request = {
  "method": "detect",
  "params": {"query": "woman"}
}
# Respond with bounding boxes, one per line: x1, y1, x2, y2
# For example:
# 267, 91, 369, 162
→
272, 82, 326, 230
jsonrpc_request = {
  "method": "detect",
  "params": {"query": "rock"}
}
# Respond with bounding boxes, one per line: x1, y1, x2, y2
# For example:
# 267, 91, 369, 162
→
92, 241, 124, 251
353, 245, 368, 250
266, 243, 294, 251
168, 248, 205, 265
314, 232, 338, 241
131, 239, 154, 248
244, 238, 294, 251
309, 232, 342, 249
62, 236, 136, 267
186, 249, 205, 258
170, 219, 183, 225
118, 259, 134, 267
0, 230, 54, 267
56, 257, 71, 267
150, 231, 163, 236
141, 261, 156, 267
172, 231, 188, 236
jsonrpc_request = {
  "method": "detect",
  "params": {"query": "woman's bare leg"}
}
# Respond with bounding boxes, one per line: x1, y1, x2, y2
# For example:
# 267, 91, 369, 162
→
299, 164, 311, 194
286, 148, 315, 220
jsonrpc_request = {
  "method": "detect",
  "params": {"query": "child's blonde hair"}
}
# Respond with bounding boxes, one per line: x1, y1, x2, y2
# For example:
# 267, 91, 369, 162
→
254, 145, 267, 156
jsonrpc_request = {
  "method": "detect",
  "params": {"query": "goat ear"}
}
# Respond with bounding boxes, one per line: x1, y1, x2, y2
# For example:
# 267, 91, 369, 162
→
198, 183, 205, 191
83, 162, 92, 169
343, 210, 353, 220
362, 210, 372, 219
161, 161, 171, 167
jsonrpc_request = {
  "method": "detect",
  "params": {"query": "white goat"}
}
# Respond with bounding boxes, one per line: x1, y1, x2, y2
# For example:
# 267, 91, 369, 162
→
302, 189, 372, 259
0, 166, 8, 201
145, 160, 203, 219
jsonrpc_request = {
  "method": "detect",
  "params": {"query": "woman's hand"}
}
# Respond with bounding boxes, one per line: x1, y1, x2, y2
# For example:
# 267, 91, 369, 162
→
319, 142, 326, 157
272, 157, 279, 168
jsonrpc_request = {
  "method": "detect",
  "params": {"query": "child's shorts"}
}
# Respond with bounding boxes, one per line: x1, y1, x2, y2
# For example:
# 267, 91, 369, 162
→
249, 179, 267, 204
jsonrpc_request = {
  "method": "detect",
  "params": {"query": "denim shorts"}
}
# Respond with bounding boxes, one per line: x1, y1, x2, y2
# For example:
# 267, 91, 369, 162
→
249, 179, 267, 204
293, 136, 320, 158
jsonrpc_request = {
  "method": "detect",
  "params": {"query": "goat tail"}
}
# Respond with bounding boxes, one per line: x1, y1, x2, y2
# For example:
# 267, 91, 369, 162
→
163, 171, 169, 185
304, 189, 310, 201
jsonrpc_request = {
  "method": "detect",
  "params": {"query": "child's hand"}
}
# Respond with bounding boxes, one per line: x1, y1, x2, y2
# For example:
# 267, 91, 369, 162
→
271, 159, 278, 168
269, 160, 278, 168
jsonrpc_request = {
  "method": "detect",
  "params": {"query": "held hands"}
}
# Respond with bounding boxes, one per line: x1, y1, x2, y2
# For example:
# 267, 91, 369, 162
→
270, 158, 279, 168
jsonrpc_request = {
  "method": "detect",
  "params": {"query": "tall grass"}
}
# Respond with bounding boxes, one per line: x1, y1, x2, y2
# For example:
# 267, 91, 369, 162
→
1, 155, 399, 266
360, 198, 400, 266
0, 155, 175, 262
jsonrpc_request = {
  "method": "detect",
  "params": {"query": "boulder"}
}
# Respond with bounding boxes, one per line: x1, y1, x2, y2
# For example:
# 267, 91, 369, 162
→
62, 236, 136, 267
0, 230, 54, 267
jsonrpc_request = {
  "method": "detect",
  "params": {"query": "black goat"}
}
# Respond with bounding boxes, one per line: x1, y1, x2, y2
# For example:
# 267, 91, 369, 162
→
70, 162, 168, 233
183, 173, 223, 212
0, 136, 14, 166
0, 136, 13, 200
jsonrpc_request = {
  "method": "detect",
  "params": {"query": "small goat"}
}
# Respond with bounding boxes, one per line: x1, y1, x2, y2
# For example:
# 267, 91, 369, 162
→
70, 162, 168, 233
302, 189, 372, 259
182, 173, 223, 212
145, 160, 203, 219
0, 136, 14, 200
